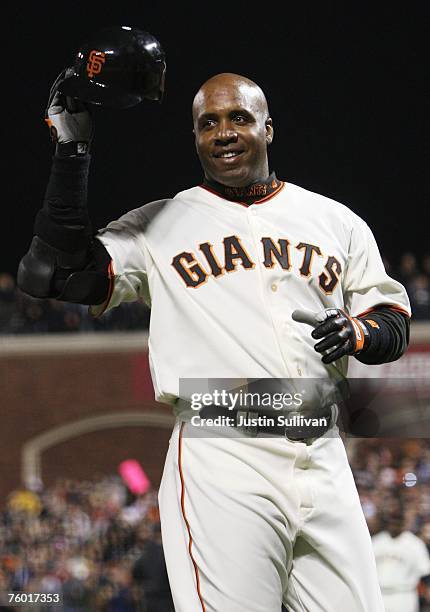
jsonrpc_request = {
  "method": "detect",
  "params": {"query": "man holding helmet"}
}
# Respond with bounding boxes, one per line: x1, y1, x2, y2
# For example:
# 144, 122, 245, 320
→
18, 24, 410, 612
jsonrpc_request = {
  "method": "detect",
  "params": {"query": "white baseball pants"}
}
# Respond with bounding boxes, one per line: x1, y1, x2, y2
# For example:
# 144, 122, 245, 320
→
158, 420, 384, 612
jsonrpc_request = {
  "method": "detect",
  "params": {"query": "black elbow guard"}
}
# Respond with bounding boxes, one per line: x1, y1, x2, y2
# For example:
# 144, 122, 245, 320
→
17, 236, 111, 305
17, 236, 88, 298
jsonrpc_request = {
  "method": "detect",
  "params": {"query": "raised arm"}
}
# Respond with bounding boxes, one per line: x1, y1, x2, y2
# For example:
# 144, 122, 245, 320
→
18, 27, 166, 308
17, 69, 111, 305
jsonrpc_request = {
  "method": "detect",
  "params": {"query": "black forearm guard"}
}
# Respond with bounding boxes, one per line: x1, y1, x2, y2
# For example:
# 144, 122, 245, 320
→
41, 153, 92, 249
355, 307, 410, 365
17, 154, 111, 305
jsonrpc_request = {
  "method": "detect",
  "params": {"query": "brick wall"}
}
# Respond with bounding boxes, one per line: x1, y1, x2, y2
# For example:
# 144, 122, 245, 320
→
0, 333, 174, 505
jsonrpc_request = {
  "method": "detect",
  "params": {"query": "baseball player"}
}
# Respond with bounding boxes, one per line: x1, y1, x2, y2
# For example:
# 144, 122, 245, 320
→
372, 512, 430, 612
18, 66, 411, 611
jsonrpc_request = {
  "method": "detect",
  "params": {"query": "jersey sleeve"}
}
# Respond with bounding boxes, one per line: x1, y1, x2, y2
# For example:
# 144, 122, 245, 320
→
89, 207, 151, 317
343, 217, 411, 318
415, 537, 430, 578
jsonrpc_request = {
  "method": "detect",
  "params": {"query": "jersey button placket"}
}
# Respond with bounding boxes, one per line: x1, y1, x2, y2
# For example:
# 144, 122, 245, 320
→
268, 276, 298, 376
246, 205, 295, 379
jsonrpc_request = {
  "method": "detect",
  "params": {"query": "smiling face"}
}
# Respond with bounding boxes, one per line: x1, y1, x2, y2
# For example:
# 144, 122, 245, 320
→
192, 73, 274, 187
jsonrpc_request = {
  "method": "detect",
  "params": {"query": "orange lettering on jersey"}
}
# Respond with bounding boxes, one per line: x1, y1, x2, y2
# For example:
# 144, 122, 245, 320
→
223, 236, 255, 273
261, 238, 291, 270
87, 50, 106, 78
199, 242, 224, 277
225, 184, 267, 199
172, 252, 208, 288
319, 256, 342, 294
296, 243, 322, 277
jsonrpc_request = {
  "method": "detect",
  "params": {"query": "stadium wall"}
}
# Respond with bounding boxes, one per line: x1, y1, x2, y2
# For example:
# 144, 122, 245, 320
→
0, 323, 429, 505
0, 332, 174, 504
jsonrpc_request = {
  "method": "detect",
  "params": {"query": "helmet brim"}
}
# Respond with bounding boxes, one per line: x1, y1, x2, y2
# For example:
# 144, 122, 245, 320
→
59, 75, 144, 110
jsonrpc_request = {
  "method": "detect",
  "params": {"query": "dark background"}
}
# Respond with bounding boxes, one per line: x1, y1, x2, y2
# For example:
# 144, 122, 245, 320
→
5, 2, 428, 276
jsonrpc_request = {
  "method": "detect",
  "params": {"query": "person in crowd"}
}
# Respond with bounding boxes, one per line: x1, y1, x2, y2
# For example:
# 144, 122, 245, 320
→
395, 252, 419, 293
408, 274, 430, 320
132, 522, 174, 612
372, 510, 430, 612
0, 273, 18, 334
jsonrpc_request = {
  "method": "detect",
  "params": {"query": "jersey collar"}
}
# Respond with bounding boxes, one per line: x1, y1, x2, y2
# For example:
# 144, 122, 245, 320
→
201, 172, 284, 207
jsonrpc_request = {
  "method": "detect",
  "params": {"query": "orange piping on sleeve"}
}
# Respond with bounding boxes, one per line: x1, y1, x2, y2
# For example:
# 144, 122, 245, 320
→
90, 259, 115, 318
356, 304, 411, 319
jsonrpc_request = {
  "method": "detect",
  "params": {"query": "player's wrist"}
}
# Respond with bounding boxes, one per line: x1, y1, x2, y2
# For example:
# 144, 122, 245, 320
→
55, 142, 90, 157
354, 315, 379, 357
352, 317, 371, 354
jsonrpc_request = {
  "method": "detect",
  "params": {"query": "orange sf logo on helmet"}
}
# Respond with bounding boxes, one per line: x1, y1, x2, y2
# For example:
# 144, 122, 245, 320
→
86, 50, 106, 78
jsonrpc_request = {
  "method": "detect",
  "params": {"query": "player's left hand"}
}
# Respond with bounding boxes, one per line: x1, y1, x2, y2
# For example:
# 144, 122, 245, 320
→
292, 308, 370, 364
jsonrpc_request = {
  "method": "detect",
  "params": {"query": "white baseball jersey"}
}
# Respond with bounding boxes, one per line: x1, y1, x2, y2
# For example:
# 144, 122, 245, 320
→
92, 180, 410, 612
93, 180, 410, 405
372, 530, 430, 612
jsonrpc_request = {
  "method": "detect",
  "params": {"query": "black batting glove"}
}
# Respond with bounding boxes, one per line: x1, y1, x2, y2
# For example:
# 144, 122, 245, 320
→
292, 308, 370, 364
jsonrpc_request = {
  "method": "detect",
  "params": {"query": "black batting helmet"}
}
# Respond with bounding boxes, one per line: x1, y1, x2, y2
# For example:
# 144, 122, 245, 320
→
59, 25, 166, 109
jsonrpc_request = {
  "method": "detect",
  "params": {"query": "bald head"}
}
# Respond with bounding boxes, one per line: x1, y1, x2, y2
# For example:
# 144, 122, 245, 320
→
192, 72, 274, 188
192, 73, 269, 124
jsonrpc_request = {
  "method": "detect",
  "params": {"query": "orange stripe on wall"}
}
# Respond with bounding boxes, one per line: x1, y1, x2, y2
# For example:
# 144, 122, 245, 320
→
178, 423, 207, 611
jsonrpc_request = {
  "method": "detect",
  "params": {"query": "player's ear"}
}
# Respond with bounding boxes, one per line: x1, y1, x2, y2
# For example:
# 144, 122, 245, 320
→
192, 128, 199, 152
265, 118, 274, 145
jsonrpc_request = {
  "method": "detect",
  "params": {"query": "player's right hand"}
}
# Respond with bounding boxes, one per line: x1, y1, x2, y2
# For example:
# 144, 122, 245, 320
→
45, 68, 94, 156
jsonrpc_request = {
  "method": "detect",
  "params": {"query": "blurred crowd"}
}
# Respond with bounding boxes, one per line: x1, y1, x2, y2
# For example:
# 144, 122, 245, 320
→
1, 440, 430, 609
0, 251, 429, 335
0, 273, 150, 335
385, 252, 430, 321
351, 439, 430, 536
0, 476, 174, 611
351, 438, 430, 610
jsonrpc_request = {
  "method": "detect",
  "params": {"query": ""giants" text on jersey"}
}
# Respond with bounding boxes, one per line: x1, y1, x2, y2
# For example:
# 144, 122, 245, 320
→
171, 236, 341, 294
